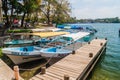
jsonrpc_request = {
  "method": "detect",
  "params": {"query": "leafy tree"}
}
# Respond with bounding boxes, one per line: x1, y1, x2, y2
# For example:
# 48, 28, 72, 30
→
2, 0, 42, 28
40, 0, 71, 25
52, 0, 71, 24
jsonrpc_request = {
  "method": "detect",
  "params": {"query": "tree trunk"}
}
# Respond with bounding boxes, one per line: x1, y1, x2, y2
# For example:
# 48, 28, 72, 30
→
47, 15, 50, 25
21, 12, 26, 27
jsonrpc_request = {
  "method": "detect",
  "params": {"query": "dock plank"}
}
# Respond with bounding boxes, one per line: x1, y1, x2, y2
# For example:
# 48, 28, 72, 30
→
0, 59, 23, 80
0, 59, 15, 80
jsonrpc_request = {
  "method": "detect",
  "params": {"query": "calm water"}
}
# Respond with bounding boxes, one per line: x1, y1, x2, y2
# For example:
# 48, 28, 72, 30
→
87, 23, 120, 80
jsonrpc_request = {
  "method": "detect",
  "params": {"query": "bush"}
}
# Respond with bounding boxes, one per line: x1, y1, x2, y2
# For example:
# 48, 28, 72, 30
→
0, 48, 3, 58
7, 29, 32, 33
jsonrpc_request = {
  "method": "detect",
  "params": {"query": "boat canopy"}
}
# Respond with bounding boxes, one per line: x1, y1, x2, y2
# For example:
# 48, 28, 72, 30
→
31, 32, 69, 38
61, 32, 90, 41
13, 32, 69, 38
49, 28, 61, 31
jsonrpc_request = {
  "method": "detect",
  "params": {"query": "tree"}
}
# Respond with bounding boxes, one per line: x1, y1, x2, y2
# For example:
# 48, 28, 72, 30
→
2, 0, 42, 28
52, 0, 71, 24
40, 0, 71, 25
17, 0, 42, 27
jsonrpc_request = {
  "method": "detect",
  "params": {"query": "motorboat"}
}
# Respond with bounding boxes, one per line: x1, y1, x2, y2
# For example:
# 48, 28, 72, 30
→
40, 32, 88, 58
57, 24, 97, 34
2, 31, 69, 64
4, 32, 69, 47
39, 32, 90, 64
2, 46, 42, 64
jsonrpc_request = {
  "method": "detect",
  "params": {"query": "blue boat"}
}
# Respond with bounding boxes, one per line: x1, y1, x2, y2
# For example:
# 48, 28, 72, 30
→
2, 46, 42, 64
57, 24, 97, 34
40, 32, 90, 58
2, 32, 69, 64
4, 32, 69, 47
40, 47, 71, 58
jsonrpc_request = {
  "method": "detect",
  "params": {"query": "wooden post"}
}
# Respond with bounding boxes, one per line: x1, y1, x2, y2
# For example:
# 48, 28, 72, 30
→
100, 43, 103, 46
14, 66, 20, 80
88, 42, 90, 44
41, 67, 46, 74
64, 75, 69, 80
72, 50, 75, 54
89, 53, 93, 58
105, 37, 107, 40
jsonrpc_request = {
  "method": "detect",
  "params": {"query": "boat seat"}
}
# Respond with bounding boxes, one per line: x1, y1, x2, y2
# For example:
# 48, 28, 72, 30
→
23, 47, 28, 51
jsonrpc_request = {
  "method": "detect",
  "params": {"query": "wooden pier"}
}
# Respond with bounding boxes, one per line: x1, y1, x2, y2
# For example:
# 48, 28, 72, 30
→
30, 39, 107, 80
0, 59, 23, 80
0, 59, 15, 80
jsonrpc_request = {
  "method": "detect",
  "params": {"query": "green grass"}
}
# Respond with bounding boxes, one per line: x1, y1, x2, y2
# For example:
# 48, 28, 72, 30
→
0, 48, 3, 58
7, 29, 32, 33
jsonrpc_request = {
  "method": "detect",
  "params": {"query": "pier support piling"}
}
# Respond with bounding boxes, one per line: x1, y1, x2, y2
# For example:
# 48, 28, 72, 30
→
41, 67, 46, 74
89, 53, 93, 58
14, 66, 20, 80
72, 50, 75, 54
64, 75, 69, 80
88, 42, 90, 44
100, 43, 103, 46
105, 37, 107, 40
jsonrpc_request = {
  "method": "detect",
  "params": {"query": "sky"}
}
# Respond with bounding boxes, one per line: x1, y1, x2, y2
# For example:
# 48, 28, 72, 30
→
68, 0, 120, 19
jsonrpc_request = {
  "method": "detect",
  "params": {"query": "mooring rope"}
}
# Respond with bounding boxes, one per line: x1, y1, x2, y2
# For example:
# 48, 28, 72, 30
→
19, 54, 56, 71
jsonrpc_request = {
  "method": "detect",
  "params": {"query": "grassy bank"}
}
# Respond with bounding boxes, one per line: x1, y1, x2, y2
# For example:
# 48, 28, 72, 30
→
0, 48, 3, 58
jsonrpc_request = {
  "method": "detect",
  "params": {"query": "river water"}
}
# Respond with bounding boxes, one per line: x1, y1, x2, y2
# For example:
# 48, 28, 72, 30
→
88, 23, 120, 80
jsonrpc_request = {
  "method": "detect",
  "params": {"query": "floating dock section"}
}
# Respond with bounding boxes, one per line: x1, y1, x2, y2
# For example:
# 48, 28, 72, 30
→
30, 39, 107, 80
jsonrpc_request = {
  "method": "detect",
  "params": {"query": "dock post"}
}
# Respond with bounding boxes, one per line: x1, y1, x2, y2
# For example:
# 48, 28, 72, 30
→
88, 42, 90, 44
64, 75, 69, 80
72, 50, 75, 54
89, 53, 93, 58
41, 67, 46, 74
14, 66, 20, 80
105, 37, 107, 40
100, 43, 103, 46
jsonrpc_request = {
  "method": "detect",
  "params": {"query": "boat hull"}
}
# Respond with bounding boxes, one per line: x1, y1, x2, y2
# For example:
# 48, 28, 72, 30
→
7, 54, 42, 64
2, 46, 42, 64
45, 57, 64, 65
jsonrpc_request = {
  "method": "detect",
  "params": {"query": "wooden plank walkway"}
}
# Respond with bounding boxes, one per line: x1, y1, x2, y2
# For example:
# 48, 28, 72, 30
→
0, 59, 23, 80
30, 39, 107, 80
0, 59, 15, 80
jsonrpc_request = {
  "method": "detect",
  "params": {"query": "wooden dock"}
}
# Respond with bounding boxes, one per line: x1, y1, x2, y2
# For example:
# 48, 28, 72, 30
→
0, 59, 23, 80
0, 59, 15, 80
30, 39, 107, 80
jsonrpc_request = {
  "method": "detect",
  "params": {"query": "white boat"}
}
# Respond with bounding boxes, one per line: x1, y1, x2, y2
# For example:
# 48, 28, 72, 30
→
40, 47, 72, 58
40, 32, 90, 58
2, 46, 42, 64
40, 32, 90, 65
2, 32, 69, 64
4, 31, 69, 46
